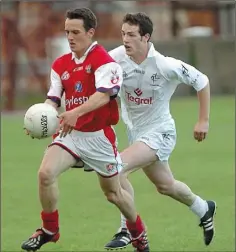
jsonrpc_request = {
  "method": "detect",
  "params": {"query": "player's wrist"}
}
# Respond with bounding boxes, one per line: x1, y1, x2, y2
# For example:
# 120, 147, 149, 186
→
198, 117, 209, 123
72, 107, 82, 118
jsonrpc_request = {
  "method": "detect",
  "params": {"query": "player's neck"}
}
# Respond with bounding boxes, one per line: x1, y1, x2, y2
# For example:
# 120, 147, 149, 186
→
74, 41, 94, 59
130, 47, 148, 65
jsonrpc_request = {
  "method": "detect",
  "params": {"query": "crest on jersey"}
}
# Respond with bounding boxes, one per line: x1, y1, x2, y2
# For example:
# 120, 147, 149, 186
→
85, 64, 92, 73
106, 163, 116, 173
75, 82, 83, 92
134, 88, 142, 96
111, 70, 120, 85
61, 71, 70, 80
150, 73, 161, 86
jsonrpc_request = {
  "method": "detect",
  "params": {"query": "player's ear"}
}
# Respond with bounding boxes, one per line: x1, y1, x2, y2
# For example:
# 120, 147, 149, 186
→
87, 28, 95, 38
144, 33, 150, 42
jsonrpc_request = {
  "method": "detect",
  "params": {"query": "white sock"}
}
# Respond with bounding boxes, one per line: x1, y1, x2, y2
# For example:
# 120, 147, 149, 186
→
120, 213, 127, 229
190, 195, 209, 218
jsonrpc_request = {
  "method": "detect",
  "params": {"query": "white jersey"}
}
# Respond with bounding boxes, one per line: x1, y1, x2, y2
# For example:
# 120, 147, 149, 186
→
109, 43, 209, 133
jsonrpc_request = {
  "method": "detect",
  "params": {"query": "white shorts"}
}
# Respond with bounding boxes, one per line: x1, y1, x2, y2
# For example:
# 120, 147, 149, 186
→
127, 127, 176, 162
50, 126, 123, 177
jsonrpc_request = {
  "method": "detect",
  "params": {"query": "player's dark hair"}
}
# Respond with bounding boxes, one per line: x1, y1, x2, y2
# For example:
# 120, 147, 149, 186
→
123, 12, 153, 40
66, 8, 97, 31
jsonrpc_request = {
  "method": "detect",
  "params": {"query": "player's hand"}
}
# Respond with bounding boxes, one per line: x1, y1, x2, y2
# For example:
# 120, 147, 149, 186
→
193, 120, 209, 142
59, 110, 78, 137
23, 127, 35, 139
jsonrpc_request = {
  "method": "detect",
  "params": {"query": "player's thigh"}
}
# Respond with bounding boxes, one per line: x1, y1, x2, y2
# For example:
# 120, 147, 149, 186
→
97, 173, 121, 196
136, 131, 176, 163
141, 133, 176, 186
142, 161, 174, 187
39, 145, 77, 179
120, 141, 157, 175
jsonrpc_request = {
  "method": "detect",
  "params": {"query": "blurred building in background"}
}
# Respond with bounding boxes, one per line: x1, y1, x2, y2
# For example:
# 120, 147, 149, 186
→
1, 0, 235, 111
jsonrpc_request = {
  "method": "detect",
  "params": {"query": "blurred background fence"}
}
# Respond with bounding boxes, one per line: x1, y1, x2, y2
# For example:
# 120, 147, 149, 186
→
1, 0, 235, 111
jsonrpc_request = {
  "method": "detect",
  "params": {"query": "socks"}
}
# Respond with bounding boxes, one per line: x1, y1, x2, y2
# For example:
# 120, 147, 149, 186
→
120, 214, 127, 229
190, 196, 209, 218
41, 210, 59, 234
126, 215, 145, 239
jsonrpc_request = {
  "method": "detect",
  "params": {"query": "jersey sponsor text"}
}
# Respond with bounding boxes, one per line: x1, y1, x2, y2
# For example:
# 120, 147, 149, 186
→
126, 91, 153, 105
65, 96, 89, 108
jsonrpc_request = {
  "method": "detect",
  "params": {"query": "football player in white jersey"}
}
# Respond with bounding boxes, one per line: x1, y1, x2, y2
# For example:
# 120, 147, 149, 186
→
104, 13, 216, 251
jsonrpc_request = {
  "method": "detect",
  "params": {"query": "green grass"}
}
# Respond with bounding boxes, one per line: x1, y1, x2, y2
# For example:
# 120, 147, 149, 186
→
2, 96, 235, 251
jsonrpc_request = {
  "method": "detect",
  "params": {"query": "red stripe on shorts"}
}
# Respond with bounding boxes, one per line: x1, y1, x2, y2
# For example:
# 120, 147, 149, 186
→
103, 126, 117, 157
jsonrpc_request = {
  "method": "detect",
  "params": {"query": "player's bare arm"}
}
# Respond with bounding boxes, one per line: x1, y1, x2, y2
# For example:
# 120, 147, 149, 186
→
166, 58, 211, 143
194, 81, 210, 142
59, 91, 110, 137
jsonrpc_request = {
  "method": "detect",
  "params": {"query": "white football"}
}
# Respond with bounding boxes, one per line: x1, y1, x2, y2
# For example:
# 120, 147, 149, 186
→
24, 103, 59, 139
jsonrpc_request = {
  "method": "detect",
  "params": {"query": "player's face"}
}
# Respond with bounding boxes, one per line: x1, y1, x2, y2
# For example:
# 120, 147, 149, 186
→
65, 18, 94, 55
121, 23, 149, 57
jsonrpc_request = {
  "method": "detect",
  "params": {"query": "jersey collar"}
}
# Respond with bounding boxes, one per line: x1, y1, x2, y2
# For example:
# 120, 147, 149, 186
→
127, 42, 159, 63
146, 42, 159, 58
71, 41, 98, 64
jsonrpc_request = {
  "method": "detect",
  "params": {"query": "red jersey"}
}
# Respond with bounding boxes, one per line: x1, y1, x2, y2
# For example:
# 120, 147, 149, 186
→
47, 42, 123, 132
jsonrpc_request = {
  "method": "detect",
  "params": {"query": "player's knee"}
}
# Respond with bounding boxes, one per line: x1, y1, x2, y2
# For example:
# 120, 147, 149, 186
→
104, 188, 122, 205
156, 182, 174, 195
38, 168, 55, 186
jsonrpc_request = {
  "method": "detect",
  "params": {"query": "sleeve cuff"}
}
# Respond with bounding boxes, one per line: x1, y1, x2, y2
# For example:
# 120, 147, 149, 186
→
96, 86, 120, 95
47, 96, 61, 107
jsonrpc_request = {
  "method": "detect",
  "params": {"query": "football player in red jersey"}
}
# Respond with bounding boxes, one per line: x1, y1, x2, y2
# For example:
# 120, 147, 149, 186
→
21, 8, 147, 252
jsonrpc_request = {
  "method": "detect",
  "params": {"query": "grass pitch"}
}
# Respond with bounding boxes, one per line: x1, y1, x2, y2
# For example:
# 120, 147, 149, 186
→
2, 96, 234, 251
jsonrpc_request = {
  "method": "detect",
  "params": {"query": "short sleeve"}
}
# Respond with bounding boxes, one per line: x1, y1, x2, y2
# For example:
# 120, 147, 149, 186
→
165, 57, 209, 91
95, 62, 123, 96
47, 60, 64, 106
